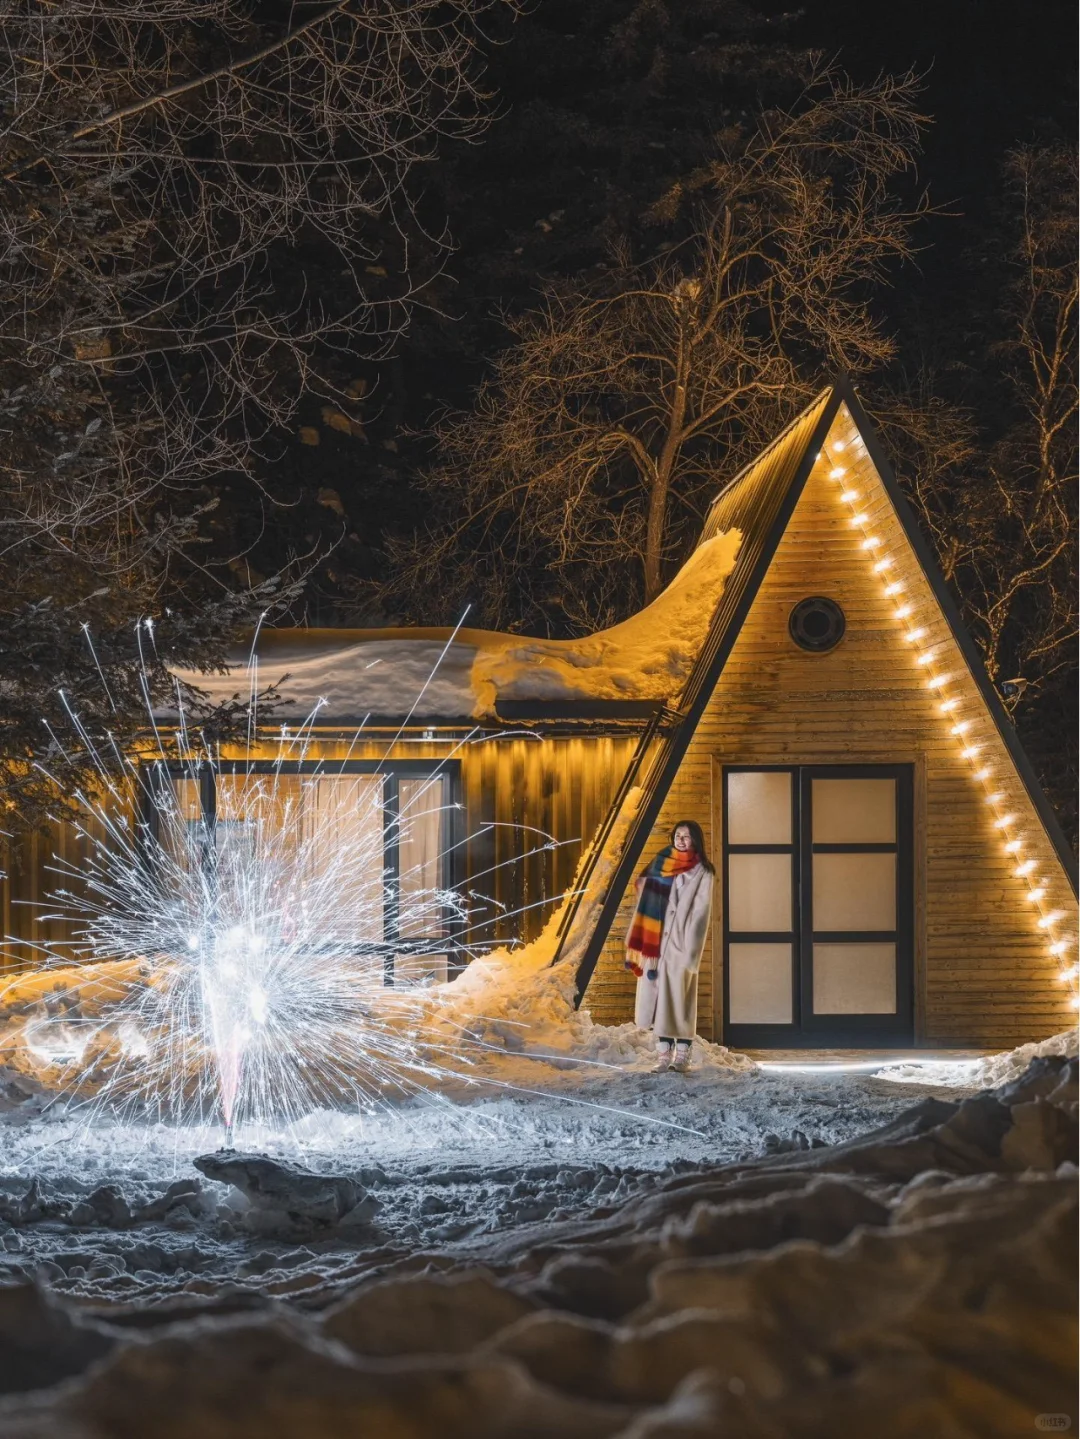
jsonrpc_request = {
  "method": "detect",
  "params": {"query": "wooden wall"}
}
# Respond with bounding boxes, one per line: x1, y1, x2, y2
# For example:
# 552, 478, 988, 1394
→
585, 409, 1079, 1048
1, 731, 638, 971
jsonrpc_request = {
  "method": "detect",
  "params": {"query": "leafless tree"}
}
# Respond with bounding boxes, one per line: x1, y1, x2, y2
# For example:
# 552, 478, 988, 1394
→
384, 67, 930, 631
0, 0, 511, 827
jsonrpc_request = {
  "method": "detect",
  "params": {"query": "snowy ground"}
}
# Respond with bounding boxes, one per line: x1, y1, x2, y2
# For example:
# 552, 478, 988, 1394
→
0, 1023, 1075, 1438
2, 915, 1074, 1312
0, 1044, 1004, 1310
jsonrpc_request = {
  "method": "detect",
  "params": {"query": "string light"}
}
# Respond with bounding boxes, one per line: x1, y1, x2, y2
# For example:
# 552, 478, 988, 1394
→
821, 421, 1077, 1014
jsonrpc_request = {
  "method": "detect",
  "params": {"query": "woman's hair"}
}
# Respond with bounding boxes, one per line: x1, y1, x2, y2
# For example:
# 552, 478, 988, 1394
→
671, 819, 714, 873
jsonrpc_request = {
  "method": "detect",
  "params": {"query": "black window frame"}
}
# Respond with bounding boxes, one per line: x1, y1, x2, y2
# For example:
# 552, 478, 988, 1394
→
722, 763, 914, 1049
141, 759, 467, 982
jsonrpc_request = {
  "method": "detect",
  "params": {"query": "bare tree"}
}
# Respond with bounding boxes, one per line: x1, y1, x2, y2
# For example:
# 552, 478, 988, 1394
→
383, 67, 929, 631
0, 0, 510, 827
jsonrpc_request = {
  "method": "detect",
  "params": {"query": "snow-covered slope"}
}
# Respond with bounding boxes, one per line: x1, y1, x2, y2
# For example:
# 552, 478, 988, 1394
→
168, 529, 743, 721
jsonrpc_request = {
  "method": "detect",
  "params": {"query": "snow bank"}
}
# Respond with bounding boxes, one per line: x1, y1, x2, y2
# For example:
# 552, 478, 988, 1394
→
0, 959, 155, 1090
167, 529, 743, 721
874, 1027, 1078, 1089
468, 530, 742, 716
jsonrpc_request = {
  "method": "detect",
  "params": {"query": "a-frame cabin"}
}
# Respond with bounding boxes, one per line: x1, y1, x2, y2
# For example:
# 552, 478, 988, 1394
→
568, 379, 1078, 1051
1, 380, 1075, 1056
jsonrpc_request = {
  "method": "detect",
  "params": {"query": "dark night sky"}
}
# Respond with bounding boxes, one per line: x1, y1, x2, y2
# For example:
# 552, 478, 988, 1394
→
786, 0, 1076, 250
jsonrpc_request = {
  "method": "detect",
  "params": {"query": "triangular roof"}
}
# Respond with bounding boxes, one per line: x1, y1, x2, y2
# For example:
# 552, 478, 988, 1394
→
564, 376, 1078, 1000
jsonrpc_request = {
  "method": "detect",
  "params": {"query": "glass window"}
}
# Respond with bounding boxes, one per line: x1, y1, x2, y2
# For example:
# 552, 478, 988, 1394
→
727, 853, 792, 932
300, 774, 385, 943
158, 775, 202, 873
727, 771, 791, 845
399, 776, 448, 939
728, 943, 793, 1023
812, 779, 896, 844
813, 943, 896, 1014
812, 852, 896, 931
394, 952, 449, 986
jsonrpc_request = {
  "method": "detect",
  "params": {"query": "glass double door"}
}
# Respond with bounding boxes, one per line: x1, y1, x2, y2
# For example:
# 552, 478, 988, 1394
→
722, 764, 914, 1047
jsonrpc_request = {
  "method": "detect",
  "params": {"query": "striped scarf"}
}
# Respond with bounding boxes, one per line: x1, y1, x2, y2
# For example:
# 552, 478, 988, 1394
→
625, 845, 700, 979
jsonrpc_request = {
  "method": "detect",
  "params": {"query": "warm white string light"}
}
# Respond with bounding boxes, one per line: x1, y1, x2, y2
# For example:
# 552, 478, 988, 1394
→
822, 430, 1077, 1001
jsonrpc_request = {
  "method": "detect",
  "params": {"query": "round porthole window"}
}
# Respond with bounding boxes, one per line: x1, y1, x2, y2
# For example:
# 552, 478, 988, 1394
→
789, 597, 846, 653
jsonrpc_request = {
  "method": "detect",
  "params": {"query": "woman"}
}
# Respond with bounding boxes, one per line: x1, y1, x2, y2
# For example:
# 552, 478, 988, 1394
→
625, 820, 714, 1072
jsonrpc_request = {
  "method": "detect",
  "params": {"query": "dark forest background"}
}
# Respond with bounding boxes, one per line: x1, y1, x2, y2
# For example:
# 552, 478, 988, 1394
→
2, 0, 1076, 836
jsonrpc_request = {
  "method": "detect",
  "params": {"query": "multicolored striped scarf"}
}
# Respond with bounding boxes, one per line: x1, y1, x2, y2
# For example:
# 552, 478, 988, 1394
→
625, 845, 700, 978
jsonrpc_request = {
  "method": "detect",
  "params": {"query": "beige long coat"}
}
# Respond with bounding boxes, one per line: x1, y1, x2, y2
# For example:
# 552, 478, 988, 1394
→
632, 864, 714, 1041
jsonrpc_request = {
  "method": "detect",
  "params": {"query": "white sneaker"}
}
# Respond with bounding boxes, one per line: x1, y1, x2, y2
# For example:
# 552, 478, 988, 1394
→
670, 1045, 692, 1073
653, 1045, 673, 1072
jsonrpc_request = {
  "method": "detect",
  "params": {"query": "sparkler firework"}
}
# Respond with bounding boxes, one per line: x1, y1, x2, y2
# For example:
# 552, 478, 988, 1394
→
2, 623, 573, 1146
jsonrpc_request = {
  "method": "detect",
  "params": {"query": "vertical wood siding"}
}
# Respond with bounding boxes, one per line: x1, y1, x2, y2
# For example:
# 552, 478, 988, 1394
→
1, 733, 637, 970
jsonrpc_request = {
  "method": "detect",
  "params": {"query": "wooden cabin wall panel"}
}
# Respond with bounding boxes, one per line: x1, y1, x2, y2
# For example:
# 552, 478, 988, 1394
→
556, 738, 577, 898
505, 741, 525, 939
1, 732, 638, 971
586, 415, 1077, 1049
1, 796, 120, 968
565, 738, 584, 897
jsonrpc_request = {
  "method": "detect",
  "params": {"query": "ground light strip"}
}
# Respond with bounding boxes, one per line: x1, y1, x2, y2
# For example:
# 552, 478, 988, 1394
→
819, 431, 1079, 1007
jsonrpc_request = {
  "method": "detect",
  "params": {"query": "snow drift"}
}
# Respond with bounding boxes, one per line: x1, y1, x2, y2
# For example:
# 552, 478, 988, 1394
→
167, 529, 743, 721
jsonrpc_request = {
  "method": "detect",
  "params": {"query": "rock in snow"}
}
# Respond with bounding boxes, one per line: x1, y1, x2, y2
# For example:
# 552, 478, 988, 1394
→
193, 1152, 379, 1229
0, 1054, 1074, 1438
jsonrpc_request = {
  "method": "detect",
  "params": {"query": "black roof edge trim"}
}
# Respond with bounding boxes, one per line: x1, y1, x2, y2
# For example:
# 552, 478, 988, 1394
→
835, 375, 1078, 893
494, 700, 664, 720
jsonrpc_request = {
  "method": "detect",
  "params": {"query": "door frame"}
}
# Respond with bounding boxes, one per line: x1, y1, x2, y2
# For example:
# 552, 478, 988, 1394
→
715, 757, 922, 1049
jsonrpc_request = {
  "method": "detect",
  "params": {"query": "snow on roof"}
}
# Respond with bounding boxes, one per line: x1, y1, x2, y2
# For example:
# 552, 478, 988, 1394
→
170, 529, 743, 723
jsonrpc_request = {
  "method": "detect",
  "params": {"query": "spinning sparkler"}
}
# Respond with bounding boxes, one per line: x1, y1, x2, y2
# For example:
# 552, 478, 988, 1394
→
4, 623, 571, 1147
